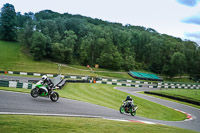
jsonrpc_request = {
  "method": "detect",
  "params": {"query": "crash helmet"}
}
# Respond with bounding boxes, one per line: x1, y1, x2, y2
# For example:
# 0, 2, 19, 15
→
42, 75, 47, 81
127, 95, 130, 99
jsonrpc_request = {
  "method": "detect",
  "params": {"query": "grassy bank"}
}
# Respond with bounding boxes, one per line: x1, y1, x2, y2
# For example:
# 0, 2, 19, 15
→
0, 41, 132, 79
163, 78, 196, 83
0, 115, 197, 133
148, 89, 200, 102
0, 41, 93, 75
140, 91, 200, 109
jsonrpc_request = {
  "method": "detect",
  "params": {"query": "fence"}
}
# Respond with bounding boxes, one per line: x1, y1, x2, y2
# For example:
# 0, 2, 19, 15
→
149, 85, 200, 89
0, 80, 33, 89
2, 70, 200, 89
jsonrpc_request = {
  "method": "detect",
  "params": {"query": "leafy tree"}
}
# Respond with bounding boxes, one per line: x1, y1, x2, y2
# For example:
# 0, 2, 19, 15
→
37, 20, 58, 39
51, 43, 65, 62
17, 24, 34, 47
1, 7, 199, 75
162, 64, 173, 78
16, 12, 34, 28
169, 52, 187, 77
61, 30, 77, 63
30, 32, 48, 60
98, 43, 123, 70
0, 3, 16, 41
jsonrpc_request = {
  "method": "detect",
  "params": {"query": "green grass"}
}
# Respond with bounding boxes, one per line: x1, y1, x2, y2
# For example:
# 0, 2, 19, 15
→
0, 41, 20, 70
56, 83, 186, 121
140, 91, 200, 109
94, 72, 134, 80
0, 85, 186, 121
163, 77, 196, 83
0, 41, 95, 76
149, 89, 200, 102
0, 87, 30, 93
0, 41, 130, 79
0, 115, 197, 133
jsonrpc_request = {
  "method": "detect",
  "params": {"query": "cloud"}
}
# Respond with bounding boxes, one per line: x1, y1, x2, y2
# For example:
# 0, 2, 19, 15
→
185, 32, 200, 38
176, 0, 200, 6
184, 32, 200, 45
181, 15, 200, 25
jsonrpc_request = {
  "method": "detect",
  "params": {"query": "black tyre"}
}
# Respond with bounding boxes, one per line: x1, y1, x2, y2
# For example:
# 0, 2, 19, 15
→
50, 92, 59, 102
119, 106, 125, 114
31, 88, 39, 98
131, 110, 136, 116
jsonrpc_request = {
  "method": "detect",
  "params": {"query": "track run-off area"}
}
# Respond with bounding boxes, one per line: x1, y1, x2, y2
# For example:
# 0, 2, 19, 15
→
0, 75, 200, 132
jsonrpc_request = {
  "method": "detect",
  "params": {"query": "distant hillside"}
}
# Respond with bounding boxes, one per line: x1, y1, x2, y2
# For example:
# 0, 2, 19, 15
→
0, 41, 92, 75
0, 41, 134, 79
0, 4, 200, 79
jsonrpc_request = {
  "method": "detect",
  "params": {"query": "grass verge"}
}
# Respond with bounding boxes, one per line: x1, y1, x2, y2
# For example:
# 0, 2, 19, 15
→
94, 72, 134, 80
138, 89, 200, 109
140, 92, 200, 109
146, 89, 200, 102
0, 115, 198, 133
56, 84, 186, 121
163, 77, 196, 83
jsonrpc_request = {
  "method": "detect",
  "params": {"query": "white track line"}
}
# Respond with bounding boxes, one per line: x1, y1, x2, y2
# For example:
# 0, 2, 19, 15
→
0, 112, 162, 125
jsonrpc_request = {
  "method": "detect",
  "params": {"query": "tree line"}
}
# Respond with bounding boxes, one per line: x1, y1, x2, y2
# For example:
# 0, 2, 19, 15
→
0, 3, 200, 80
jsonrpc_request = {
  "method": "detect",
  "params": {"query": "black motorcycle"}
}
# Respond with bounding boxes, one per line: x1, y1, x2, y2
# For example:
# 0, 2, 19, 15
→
119, 101, 138, 116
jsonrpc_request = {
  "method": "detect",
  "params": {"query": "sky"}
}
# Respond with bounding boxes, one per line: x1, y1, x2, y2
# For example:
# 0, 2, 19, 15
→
0, 0, 200, 45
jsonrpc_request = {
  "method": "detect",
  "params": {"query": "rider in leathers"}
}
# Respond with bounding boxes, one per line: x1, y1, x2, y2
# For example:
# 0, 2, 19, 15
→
124, 95, 134, 111
41, 75, 54, 94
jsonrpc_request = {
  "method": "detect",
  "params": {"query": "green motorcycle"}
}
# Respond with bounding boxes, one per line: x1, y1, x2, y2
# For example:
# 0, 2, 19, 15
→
30, 80, 59, 102
119, 101, 138, 116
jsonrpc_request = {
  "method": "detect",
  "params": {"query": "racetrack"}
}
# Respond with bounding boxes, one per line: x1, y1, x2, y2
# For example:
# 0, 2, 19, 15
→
0, 89, 200, 132
115, 87, 200, 132
0, 75, 200, 131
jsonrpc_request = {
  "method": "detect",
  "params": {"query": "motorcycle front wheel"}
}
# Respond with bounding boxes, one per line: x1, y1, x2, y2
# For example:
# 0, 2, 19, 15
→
50, 92, 59, 102
119, 106, 125, 114
131, 110, 136, 116
30, 88, 39, 98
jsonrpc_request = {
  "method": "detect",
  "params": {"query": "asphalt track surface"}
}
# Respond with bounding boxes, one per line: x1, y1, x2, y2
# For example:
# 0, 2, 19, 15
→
0, 75, 40, 82
0, 75, 200, 132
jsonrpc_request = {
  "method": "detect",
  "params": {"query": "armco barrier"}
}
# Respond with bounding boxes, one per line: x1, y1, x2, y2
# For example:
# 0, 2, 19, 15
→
97, 78, 154, 85
0, 80, 33, 89
93, 80, 143, 87
157, 82, 200, 87
1, 70, 89, 79
66, 80, 90, 83
1, 70, 154, 85
2, 70, 200, 88
148, 85, 200, 89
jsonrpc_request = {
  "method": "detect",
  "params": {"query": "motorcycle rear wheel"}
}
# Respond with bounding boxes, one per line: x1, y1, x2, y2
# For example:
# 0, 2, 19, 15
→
30, 88, 39, 98
50, 92, 59, 102
119, 106, 125, 114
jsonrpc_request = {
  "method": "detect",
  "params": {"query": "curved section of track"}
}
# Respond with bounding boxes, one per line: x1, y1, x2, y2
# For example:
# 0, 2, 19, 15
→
0, 90, 200, 131
115, 87, 200, 132
0, 74, 200, 132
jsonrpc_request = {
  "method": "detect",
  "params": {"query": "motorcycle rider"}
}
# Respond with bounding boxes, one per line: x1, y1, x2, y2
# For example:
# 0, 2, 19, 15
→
41, 75, 54, 94
124, 95, 134, 110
